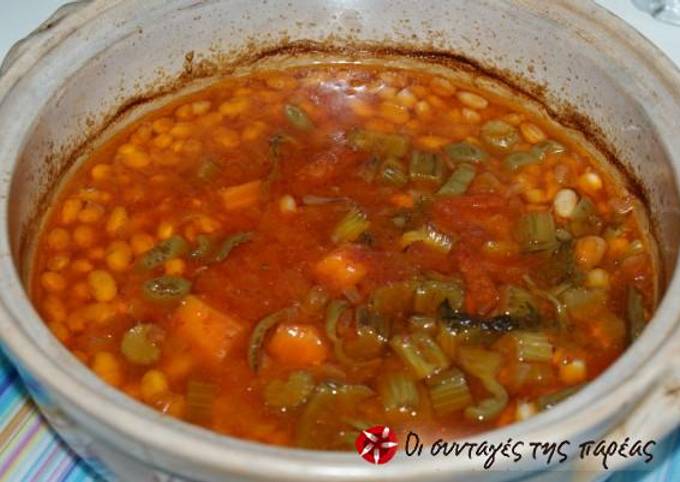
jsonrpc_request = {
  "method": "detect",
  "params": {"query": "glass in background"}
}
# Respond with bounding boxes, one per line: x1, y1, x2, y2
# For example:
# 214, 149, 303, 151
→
633, 0, 680, 26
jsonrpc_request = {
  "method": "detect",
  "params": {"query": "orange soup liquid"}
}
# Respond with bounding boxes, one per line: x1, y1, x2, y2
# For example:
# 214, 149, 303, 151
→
32, 63, 655, 449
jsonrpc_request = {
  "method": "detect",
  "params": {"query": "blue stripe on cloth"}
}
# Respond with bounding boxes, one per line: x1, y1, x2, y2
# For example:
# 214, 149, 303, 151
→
0, 349, 677, 481
0, 350, 100, 482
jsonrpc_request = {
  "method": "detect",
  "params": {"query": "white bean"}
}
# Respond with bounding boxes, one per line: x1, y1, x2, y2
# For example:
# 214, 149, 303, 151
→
553, 189, 578, 218
456, 91, 489, 110
516, 401, 537, 421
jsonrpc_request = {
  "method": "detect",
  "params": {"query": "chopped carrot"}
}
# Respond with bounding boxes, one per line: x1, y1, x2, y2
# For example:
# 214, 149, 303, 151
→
314, 248, 367, 291
389, 192, 414, 208
175, 295, 244, 364
219, 180, 262, 210
266, 323, 328, 367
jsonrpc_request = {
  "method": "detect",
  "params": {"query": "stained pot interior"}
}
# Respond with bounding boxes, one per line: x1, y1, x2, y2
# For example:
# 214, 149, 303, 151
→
8, 0, 680, 291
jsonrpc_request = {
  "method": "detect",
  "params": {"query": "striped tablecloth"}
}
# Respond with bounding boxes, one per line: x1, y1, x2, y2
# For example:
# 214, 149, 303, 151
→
0, 351, 678, 482
0, 352, 95, 481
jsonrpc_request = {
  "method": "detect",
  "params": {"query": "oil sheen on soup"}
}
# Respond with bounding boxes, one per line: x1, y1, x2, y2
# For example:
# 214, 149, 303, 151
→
32, 62, 656, 449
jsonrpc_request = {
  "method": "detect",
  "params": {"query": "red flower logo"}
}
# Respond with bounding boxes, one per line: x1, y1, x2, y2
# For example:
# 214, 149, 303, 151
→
355, 425, 399, 464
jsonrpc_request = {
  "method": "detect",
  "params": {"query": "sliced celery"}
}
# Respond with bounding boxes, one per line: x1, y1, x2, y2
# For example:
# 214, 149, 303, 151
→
536, 384, 583, 410
504, 151, 541, 171
391, 214, 408, 229
355, 305, 390, 342
342, 305, 390, 360
301, 195, 351, 206
516, 211, 558, 252
295, 384, 335, 448
414, 279, 465, 315
438, 163, 476, 196
188, 232, 250, 264
212, 232, 252, 263
196, 159, 220, 181
138, 235, 189, 270
546, 291, 569, 330
569, 197, 603, 236
436, 322, 461, 358
358, 156, 380, 183
409, 151, 444, 184
535, 240, 575, 286
555, 229, 572, 242
379, 159, 409, 187
284, 104, 313, 130
445, 141, 488, 164
511, 361, 556, 389
531, 140, 566, 159
499, 285, 539, 323
472, 172, 503, 193
401, 224, 454, 254
510, 331, 553, 362
390, 333, 449, 379
378, 372, 420, 412
332, 208, 370, 244
571, 197, 596, 220
561, 287, 606, 315
408, 315, 438, 335
342, 417, 376, 433
523, 274, 569, 330
296, 382, 374, 449
120, 323, 163, 365
189, 234, 214, 260
142, 276, 192, 303
348, 129, 410, 158
186, 380, 217, 423
626, 286, 646, 341
247, 308, 293, 372
427, 368, 473, 415
324, 300, 363, 366
342, 285, 362, 303
325, 300, 348, 346
458, 346, 508, 422
480, 120, 519, 152
264, 371, 315, 409
370, 281, 415, 317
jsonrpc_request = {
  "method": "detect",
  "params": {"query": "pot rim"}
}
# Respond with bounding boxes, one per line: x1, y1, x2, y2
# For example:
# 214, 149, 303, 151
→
0, 0, 679, 479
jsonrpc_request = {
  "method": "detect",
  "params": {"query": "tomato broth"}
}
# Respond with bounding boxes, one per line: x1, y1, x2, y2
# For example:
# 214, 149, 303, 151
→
31, 62, 656, 449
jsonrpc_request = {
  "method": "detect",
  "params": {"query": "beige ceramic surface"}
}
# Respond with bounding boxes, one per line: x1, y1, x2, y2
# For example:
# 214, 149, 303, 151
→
0, 1, 679, 481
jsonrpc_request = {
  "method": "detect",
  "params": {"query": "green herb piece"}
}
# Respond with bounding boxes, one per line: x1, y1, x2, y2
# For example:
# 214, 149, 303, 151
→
284, 104, 313, 131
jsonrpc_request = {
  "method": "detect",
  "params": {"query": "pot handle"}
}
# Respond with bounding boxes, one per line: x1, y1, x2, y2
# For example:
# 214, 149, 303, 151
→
0, 0, 91, 76
569, 331, 680, 480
